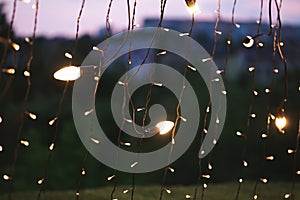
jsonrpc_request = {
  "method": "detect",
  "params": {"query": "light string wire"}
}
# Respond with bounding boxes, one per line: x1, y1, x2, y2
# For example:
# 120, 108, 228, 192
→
7, 0, 39, 199
288, 113, 300, 199
36, 0, 86, 199
193, 0, 221, 199
0, 0, 17, 75
234, 9, 264, 200
224, 0, 238, 78
128, 1, 139, 200
0, 0, 18, 103
251, 0, 284, 198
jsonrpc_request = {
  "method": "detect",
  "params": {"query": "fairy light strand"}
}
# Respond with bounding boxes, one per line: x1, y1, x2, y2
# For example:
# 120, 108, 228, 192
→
194, 1, 221, 199
7, 1, 39, 199
224, 0, 238, 78
0, 0, 17, 74
235, 0, 270, 197
288, 113, 300, 198
37, 1, 85, 199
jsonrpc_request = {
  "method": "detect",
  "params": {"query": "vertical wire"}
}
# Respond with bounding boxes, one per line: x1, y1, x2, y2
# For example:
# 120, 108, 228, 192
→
289, 113, 300, 199
7, 1, 39, 199
224, 0, 238, 78
194, 0, 220, 199
129, 2, 138, 199
252, 0, 280, 197
37, 1, 85, 199
0, 0, 17, 74
0, 0, 18, 101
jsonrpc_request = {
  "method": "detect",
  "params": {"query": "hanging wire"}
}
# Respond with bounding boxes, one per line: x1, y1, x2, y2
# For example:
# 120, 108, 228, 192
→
251, 1, 284, 198
0, 0, 18, 101
288, 113, 300, 199
224, 0, 238, 78
193, 0, 221, 199
0, 0, 17, 74
37, 0, 86, 199
7, 0, 39, 199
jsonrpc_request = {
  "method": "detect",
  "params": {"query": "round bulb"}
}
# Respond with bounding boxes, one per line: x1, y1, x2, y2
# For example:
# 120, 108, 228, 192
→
156, 121, 174, 135
53, 66, 80, 81
275, 116, 287, 133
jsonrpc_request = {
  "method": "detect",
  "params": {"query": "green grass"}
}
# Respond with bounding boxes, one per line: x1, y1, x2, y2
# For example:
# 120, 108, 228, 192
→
1, 182, 299, 199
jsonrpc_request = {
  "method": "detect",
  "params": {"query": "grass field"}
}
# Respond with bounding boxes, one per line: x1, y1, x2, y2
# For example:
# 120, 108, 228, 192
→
1, 182, 299, 199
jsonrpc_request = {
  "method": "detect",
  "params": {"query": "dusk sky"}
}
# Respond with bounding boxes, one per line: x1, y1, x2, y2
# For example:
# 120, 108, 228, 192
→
1, 0, 300, 38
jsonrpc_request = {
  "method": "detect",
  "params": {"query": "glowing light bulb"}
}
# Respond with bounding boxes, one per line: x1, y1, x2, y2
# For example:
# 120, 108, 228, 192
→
48, 117, 58, 126
107, 175, 115, 181
156, 121, 174, 135
202, 174, 210, 179
37, 178, 44, 185
2, 68, 15, 75
266, 155, 274, 161
49, 143, 55, 151
284, 193, 291, 199
254, 194, 258, 199
260, 178, 268, 183
275, 116, 287, 133
20, 140, 30, 147
0, 145, 3, 152
53, 66, 80, 81
12, 43, 20, 51
123, 189, 129, 194
64, 52, 73, 59
3, 174, 10, 181
81, 168, 86, 175
28, 112, 37, 120
23, 70, 30, 77
165, 188, 171, 194
243, 36, 254, 48
243, 160, 248, 167
186, 194, 191, 199
236, 131, 243, 136
185, 0, 200, 14
168, 167, 175, 172
0, 116, 2, 124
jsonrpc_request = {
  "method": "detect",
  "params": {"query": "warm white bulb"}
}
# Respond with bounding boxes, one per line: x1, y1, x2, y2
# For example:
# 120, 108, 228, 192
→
53, 66, 80, 81
187, 3, 200, 14
156, 121, 174, 135
275, 116, 287, 133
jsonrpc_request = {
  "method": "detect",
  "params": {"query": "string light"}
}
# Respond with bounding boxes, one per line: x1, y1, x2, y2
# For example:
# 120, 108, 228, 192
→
64, 52, 73, 59
11, 42, 20, 51
49, 143, 55, 151
2, 68, 16, 75
185, 0, 199, 14
185, 194, 191, 199
37, 178, 44, 185
266, 155, 274, 161
23, 70, 30, 77
123, 189, 129, 194
53, 66, 81, 81
20, 140, 30, 147
155, 121, 174, 135
28, 112, 37, 120
48, 117, 58, 126
3, 174, 10, 181
107, 175, 115, 181
275, 116, 287, 133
